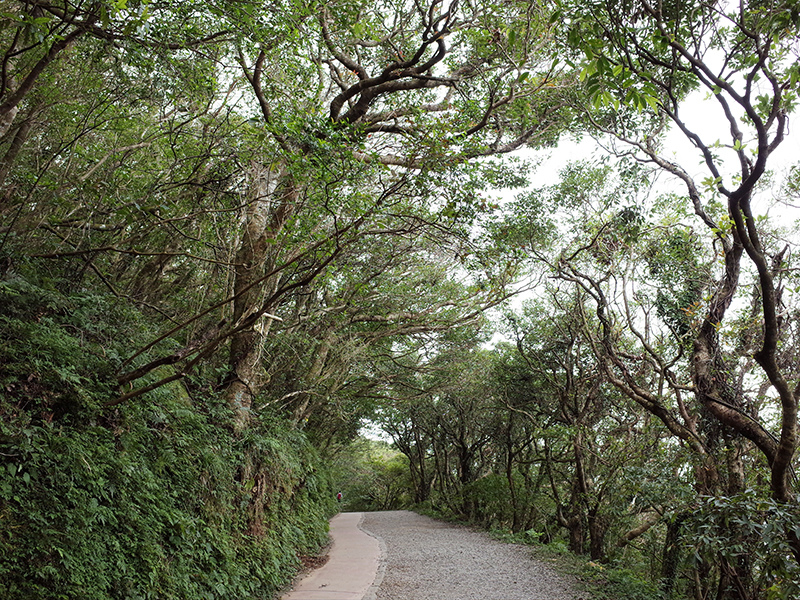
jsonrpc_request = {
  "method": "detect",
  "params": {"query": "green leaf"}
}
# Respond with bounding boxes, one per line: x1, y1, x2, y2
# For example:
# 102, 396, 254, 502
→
644, 94, 660, 111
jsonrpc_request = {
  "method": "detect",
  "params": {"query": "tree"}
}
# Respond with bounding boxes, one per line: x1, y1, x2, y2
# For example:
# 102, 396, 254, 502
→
96, 0, 576, 429
219, 0, 574, 425
500, 289, 681, 562
375, 328, 502, 508
528, 154, 799, 596
256, 219, 508, 446
547, 3, 800, 595
556, 0, 799, 507
330, 437, 414, 511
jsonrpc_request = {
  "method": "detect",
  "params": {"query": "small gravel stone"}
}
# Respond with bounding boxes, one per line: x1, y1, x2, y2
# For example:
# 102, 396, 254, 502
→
360, 510, 579, 600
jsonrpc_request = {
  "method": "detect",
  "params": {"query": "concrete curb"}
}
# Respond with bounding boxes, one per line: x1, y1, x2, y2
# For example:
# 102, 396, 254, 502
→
357, 513, 387, 600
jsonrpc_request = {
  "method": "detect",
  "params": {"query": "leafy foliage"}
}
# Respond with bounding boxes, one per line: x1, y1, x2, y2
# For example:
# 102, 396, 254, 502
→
0, 271, 335, 600
329, 438, 413, 512
680, 493, 800, 600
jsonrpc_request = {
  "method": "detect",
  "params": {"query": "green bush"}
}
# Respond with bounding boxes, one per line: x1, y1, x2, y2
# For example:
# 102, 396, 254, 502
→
0, 273, 335, 599
583, 564, 663, 600
679, 492, 800, 600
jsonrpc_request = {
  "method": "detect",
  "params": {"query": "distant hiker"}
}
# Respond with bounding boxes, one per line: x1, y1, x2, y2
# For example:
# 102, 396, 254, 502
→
336, 492, 343, 502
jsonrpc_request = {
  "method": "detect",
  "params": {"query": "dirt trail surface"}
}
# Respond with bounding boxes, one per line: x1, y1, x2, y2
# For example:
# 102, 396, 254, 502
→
360, 510, 579, 600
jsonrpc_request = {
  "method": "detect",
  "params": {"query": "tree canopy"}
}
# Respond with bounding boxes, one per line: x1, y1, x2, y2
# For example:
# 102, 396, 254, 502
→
1, 1, 799, 599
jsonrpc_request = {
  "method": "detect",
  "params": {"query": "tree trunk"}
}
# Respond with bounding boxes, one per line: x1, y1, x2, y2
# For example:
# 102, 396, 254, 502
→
661, 513, 686, 598
566, 512, 585, 555
413, 427, 430, 503
225, 161, 296, 429
587, 507, 607, 561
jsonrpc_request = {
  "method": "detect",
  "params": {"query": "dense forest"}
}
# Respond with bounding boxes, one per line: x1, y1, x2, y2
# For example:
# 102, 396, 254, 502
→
0, 0, 798, 599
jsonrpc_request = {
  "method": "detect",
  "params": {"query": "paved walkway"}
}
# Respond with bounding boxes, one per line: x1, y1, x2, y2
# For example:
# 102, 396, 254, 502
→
280, 511, 577, 600
280, 512, 382, 600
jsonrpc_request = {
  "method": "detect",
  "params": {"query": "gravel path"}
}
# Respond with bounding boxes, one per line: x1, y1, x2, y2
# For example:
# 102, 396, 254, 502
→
359, 511, 579, 600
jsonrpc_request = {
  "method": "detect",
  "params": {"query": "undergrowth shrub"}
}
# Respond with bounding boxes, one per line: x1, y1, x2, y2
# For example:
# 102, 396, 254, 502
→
677, 492, 800, 600
0, 272, 336, 600
580, 563, 662, 600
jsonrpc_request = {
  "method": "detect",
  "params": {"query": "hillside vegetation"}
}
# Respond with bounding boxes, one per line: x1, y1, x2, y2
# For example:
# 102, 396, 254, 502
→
0, 270, 336, 598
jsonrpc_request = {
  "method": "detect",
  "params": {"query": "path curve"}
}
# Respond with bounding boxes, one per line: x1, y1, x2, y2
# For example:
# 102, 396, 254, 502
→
281, 510, 578, 600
